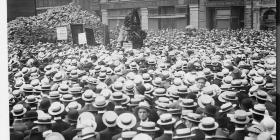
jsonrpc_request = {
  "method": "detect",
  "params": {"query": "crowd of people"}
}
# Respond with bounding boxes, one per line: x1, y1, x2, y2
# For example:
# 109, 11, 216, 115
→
8, 29, 276, 140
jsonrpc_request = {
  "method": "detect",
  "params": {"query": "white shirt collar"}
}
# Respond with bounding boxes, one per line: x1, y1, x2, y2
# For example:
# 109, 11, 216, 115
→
235, 128, 245, 131
164, 130, 173, 134
191, 127, 199, 131
42, 130, 52, 138
205, 135, 213, 139
54, 117, 62, 120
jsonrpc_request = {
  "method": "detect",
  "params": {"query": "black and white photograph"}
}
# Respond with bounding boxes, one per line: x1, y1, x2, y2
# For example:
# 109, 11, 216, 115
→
5, 0, 279, 140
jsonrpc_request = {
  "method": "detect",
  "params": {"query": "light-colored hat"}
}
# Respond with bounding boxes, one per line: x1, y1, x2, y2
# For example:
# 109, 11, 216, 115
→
173, 128, 195, 139
11, 104, 27, 117
110, 92, 130, 105
132, 133, 152, 140
252, 76, 266, 86
157, 113, 176, 126
80, 126, 98, 140
53, 72, 64, 82
254, 90, 271, 101
82, 90, 96, 102
198, 117, 219, 131
25, 95, 39, 104
93, 96, 109, 108
102, 111, 118, 127
48, 91, 61, 99
250, 104, 268, 116
219, 102, 236, 113
228, 109, 251, 125
45, 132, 65, 140
179, 99, 197, 108
48, 102, 65, 116
60, 94, 76, 102
197, 94, 215, 108
34, 113, 55, 124
117, 113, 137, 129
153, 88, 166, 97
137, 121, 159, 132
119, 131, 137, 140
65, 101, 82, 112
182, 112, 202, 123
218, 91, 238, 103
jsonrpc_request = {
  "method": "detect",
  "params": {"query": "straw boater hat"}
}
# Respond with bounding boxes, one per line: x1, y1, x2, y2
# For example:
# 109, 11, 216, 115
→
69, 70, 79, 80
197, 94, 215, 108
198, 117, 219, 131
177, 85, 189, 97
229, 110, 250, 124
152, 77, 163, 88
112, 82, 124, 92
144, 83, 154, 95
132, 133, 152, 140
118, 131, 138, 140
23, 84, 34, 95
11, 104, 27, 117
117, 113, 137, 130
201, 86, 217, 97
65, 101, 82, 112
102, 111, 118, 127
58, 84, 69, 94
80, 126, 98, 140
69, 87, 83, 95
53, 72, 64, 82
48, 102, 65, 116
34, 113, 55, 124
254, 90, 271, 101
173, 128, 195, 139
153, 88, 166, 97
137, 121, 159, 132
252, 76, 266, 86
98, 72, 107, 81
142, 73, 152, 83
219, 102, 236, 113
48, 91, 61, 100
14, 80, 24, 89
82, 90, 96, 102
157, 113, 176, 126
218, 91, 238, 103
93, 95, 109, 108
249, 104, 269, 116
127, 98, 142, 107
110, 92, 130, 104
182, 112, 202, 123
25, 95, 39, 104
60, 94, 76, 103
179, 99, 198, 108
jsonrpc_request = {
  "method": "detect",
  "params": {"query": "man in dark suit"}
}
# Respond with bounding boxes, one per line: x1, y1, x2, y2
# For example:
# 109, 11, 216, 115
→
99, 111, 122, 140
48, 102, 70, 133
183, 112, 205, 140
228, 110, 250, 140
10, 111, 25, 140
155, 113, 176, 140
93, 96, 109, 132
62, 109, 79, 140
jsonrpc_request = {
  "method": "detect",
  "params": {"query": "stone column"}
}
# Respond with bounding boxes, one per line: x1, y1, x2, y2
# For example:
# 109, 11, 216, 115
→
253, 8, 260, 30
189, 4, 199, 29
101, 9, 108, 25
140, 8, 149, 30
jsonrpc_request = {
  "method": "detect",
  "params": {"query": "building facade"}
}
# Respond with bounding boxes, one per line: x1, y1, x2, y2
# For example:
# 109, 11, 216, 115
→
12, 0, 274, 30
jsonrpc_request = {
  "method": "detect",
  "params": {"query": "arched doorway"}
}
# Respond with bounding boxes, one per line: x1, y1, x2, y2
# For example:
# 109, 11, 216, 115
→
261, 9, 276, 30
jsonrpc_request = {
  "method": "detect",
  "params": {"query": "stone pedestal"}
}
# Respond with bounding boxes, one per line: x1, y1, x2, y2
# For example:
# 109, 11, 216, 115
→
101, 9, 108, 25
140, 8, 149, 30
189, 4, 199, 29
